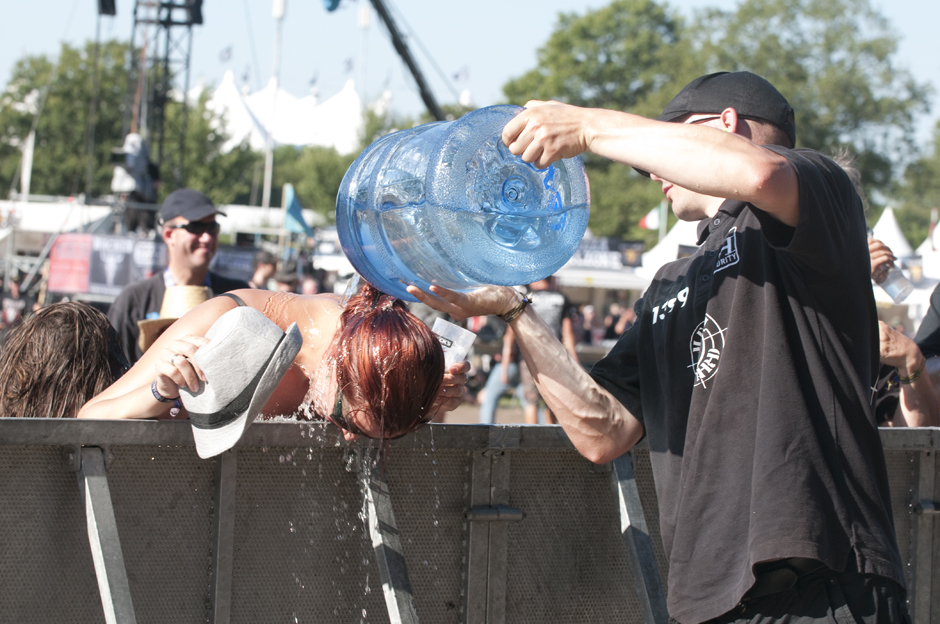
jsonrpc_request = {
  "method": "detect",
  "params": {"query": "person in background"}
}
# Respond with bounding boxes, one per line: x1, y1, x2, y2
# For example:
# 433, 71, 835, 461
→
504, 277, 577, 424
1, 270, 35, 334
478, 321, 528, 424
577, 304, 600, 345
107, 189, 249, 365
869, 238, 939, 427
603, 302, 634, 340
248, 250, 277, 290
0, 301, 128, 418
274, 260, 300, 293
301, 274, 321, 295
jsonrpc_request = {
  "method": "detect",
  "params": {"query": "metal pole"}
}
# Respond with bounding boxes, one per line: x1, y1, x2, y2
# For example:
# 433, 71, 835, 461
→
358, 448, 420, 624
611, 452, 668, 624
261, 0, 285, 215
78, 447, 138, 624
367, 0, 444, 122
208, 451, 237, 624
85, 14, 103, 198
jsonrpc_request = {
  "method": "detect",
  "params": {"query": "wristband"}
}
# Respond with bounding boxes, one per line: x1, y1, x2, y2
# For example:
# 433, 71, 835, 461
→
151, 380, 182, 407
498, 293, 532, 323
899, 360, 926, 385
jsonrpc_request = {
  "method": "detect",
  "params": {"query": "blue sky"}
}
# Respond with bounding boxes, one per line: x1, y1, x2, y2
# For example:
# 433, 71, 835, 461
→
2, 0, 939, 147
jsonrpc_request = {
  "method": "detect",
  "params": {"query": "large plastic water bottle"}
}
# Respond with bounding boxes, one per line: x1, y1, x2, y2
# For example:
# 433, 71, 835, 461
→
335, 105, 590, 301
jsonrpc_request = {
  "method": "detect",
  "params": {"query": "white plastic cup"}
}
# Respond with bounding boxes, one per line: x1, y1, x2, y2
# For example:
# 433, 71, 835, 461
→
879, 267, 914, 304
431, 318, 477, 367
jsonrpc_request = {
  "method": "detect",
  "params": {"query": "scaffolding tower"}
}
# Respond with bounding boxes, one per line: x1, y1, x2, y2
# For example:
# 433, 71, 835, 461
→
122, 0, 203, 192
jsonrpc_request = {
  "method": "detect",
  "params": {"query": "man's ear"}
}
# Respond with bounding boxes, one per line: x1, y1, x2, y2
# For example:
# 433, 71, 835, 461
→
719, 107, 740, 133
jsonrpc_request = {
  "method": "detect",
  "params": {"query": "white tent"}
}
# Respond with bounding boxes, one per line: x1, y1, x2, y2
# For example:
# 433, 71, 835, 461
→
206, 70, 269, 152
872, 206, 913, 258
636, 219, 700, 280
204, 71, 364, 156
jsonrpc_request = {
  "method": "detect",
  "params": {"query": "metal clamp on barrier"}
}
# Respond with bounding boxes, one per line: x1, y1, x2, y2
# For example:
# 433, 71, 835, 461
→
465, 505, 525, 523
914, 500, 940, 515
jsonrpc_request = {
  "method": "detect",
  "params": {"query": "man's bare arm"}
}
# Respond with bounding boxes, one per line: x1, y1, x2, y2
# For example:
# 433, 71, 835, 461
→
502, 101, 800, 226
408, 284, 644, 462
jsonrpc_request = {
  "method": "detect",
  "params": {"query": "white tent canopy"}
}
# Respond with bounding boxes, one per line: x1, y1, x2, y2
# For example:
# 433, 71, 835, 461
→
637, 219, 700, 280
872, 206, 913, 258
205, 70, 364, 155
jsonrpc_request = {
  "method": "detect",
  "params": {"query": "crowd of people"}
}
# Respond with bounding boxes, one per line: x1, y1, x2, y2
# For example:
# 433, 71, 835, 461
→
0, 69, 938, 623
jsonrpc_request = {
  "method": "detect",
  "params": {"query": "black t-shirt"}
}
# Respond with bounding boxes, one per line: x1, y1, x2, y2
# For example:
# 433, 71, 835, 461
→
590, 147, 903, 623
1, 292, 34, 327
915, 283, 940, 358
107, 272, 249, 364
528, 289, 574, 340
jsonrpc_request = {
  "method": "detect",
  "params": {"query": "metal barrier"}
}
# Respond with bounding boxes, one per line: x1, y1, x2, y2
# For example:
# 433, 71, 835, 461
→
0, 419, 937, 624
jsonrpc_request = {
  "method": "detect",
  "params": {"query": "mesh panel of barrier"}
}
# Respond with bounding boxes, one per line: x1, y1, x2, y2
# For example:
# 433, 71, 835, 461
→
505, 449, 639, 624
883, 450, 916, 590
107, 446, 216, 624
387, 446, 470, 623
229, 446, 390, 624
0, 446, 105, 624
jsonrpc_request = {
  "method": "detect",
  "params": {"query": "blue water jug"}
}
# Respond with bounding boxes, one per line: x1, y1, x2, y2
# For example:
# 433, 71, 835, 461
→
335, 105, 590, 301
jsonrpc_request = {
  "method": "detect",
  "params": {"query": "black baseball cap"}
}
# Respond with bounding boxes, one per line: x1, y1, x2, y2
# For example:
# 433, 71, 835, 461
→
636, 71, 796, 176
159, 189, 226, 223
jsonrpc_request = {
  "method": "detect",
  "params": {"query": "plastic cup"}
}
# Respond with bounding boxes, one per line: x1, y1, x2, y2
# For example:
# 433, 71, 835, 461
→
879, 267, 914, 304
432, 318, 477, 367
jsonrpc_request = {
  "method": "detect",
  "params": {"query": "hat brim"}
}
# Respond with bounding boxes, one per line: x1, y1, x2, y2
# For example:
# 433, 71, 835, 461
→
137, 318, 178, 352
191, 321, 302, 458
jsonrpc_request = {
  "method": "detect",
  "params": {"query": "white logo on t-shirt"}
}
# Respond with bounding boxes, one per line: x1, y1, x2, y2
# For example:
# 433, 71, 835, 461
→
689, 314, 728, 388
714, 227, 739, 274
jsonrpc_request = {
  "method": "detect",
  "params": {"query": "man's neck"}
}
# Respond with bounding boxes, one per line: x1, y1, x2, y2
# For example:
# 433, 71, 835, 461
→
168, 266, 210, 286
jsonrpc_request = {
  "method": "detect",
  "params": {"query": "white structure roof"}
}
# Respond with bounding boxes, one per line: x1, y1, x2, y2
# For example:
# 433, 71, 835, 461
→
872, 206, 913, 259
637, 218, 700, 280
205, 70, 364, 155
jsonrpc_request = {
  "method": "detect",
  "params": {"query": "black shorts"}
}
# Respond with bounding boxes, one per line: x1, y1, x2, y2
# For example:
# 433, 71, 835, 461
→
679, 564, 910, 624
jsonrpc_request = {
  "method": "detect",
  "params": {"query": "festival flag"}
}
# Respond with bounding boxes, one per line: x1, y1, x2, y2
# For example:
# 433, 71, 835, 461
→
282, 184, 314, 237
639, 205, 660, 230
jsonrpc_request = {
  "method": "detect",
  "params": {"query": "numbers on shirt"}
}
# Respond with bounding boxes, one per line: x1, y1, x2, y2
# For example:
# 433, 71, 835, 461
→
651, 287, 689, 324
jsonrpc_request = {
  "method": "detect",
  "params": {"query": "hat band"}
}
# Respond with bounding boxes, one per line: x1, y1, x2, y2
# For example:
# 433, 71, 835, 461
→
188, 334, 283, 430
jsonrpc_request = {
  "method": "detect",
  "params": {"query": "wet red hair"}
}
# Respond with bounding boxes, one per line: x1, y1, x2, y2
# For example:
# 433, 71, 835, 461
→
335, 282, 444, 437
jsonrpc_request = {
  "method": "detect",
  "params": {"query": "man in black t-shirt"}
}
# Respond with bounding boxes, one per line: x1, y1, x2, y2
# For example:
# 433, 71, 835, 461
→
108, 189, 248, 364
408, 72, 908, 624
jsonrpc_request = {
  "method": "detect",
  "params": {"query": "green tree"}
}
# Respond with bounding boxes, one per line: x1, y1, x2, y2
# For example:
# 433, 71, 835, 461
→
501, 0, 695, 245
498, 0, 931, 245
159, 91, 260, 206
692, 0, 931, 196
0, 41, 263, 207
0, 40, 130, 198
893, 120, 940, 247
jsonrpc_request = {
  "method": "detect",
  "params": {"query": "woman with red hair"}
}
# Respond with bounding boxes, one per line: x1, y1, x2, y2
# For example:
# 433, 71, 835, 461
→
80, 282, 465, 440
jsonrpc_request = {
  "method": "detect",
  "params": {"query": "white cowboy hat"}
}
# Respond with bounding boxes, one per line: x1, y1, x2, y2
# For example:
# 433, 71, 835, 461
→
180, 306, 302, 458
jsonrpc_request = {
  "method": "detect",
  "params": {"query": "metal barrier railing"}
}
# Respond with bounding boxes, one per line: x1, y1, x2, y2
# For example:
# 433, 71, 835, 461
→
0, 419, 937, 624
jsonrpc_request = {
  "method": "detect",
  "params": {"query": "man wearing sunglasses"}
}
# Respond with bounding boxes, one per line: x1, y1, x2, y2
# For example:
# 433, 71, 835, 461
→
410, 72, 907, 623
108, 188, 249, 364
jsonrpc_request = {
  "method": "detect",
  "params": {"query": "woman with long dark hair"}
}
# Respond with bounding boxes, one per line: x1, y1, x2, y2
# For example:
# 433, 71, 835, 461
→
79, 282, 465, 440
1, 301, 129, 419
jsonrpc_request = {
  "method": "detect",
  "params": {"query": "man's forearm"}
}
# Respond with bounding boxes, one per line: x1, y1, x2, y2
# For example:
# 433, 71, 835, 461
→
510, 307, 643, 463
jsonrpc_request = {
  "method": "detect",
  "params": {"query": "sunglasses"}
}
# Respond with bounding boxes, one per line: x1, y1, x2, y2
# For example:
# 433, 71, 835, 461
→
165, 221, 221, 236
326, 384, 431, 440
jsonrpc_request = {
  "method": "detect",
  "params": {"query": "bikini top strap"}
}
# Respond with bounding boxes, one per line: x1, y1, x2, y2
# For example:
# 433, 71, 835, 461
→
218, 292, 247, 307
